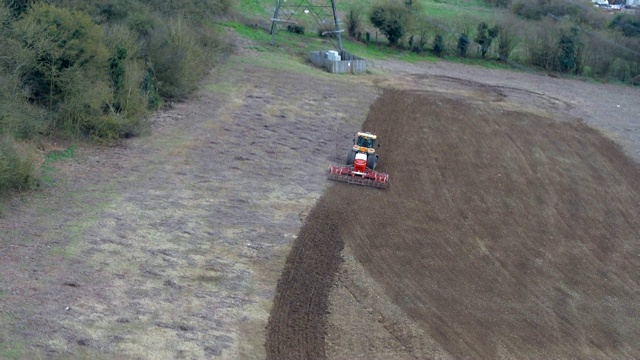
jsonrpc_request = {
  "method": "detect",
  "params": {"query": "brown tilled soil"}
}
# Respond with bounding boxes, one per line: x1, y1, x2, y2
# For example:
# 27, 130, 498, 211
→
267, 88, 640, 359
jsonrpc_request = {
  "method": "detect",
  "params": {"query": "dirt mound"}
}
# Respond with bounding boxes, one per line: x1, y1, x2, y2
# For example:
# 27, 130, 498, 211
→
267, 89, 640, 359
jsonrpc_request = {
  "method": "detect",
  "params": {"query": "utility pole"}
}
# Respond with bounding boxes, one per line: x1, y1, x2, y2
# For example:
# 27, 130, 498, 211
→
330, 0, 343, 52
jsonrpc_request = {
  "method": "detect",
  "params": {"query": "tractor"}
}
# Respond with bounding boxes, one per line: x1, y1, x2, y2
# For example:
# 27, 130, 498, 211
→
346, 132, 379, 170
328, 132, 389, 189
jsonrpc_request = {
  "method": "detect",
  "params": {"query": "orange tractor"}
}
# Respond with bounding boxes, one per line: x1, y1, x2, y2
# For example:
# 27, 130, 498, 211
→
328, 132, 389, 189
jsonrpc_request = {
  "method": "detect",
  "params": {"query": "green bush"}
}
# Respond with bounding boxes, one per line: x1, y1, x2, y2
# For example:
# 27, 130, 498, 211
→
609, 13, 640, 38
557, 27, 580, 73
575, 29, 620, 79
0, 1, 11, 28
433, 34, 445, 57
511, 0, 592, 22
457, 33, 470, 57
0, 136, 36, 193
112, 60, 148, 134
0, 73, 49, 139
56, 68, 113, 136
15, 4, 110, 110
144, 18, 206, 99
94, 0, 135, 24
475, 22, 499, 59
484, 0, 511, 7
346, 5, 363, 38
13, 4, 139, 141
370, 1, 409, 46
496, 22, 517, 61
410, 14, 430, 54
287, 24, 305, 34
524, 20, 560, 70
125, 4, 161, 36
105, 24, 148, 124
3, 0, 31, 17
610, 58, 632, 82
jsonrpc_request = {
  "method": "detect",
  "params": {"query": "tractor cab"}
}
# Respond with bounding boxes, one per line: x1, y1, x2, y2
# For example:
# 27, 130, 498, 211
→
347, 131, 380, 170
353, 132, 378, 153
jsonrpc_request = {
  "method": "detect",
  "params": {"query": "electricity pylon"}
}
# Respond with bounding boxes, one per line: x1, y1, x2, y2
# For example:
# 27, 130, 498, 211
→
270, 0, 343, 52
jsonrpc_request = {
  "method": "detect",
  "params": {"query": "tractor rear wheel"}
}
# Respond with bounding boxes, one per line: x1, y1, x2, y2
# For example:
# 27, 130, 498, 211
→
346, 150, 356, 165
367, 154, 378, 169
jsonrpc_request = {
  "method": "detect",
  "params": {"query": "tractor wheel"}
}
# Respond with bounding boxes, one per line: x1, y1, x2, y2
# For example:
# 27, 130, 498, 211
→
367, 154, 378, 169
346, 150, 356, 166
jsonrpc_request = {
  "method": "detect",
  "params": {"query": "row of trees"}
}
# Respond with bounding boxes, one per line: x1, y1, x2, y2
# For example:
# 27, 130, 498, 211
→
346, 0, 639, 83
0, 0, 232, 193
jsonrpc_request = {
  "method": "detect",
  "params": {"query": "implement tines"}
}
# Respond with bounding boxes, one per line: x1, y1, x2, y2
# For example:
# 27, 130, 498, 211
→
328, 165, 389, 189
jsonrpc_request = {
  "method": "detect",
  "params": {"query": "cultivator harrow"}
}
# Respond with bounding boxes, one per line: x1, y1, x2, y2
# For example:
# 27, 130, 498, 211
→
328, 164, 389, 189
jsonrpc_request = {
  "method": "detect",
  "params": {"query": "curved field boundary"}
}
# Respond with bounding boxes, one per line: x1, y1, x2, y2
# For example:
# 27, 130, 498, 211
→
265, 192, 346, 359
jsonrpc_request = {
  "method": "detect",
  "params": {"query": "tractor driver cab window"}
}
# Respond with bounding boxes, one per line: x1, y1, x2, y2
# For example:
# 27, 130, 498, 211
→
358, 137, 373, 148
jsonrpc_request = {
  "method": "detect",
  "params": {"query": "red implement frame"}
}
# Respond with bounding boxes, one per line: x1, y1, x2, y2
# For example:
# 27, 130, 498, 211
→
328, 165, 389, 189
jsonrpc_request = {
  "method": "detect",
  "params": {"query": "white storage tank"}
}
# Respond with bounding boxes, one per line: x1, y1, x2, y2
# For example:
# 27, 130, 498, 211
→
325, 50, 341, 61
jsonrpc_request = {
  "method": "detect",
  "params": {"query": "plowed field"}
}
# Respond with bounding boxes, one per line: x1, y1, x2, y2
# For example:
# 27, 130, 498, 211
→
267, 89, 640, 359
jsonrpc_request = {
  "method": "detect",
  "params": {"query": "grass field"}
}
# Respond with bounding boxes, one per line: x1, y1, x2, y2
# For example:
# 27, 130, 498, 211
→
240, 0, 498, 19
232, 0, 509, 65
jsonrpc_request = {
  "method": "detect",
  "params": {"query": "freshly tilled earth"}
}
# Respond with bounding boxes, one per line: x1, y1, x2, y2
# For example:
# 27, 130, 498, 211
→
268, 86, 640, 358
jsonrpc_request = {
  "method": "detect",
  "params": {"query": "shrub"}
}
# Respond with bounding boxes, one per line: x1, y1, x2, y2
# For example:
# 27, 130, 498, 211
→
457, 33, 470, 57
105, 24, 148, 122
581, 30, 640, 82
370, 1, 409, 46
496, 21, 518, 61
56, 67, 114, 138
610, 58, 632, 82
0, 136, 36, 193
524, 19, 560, 70
3, 0, 31, 17
483, 0, 511, 7
15, 4, 110, 110
114, 60, 148, 132
433, 33, 445, 57
0, 73, 49, 139
94, 0, 131, 23
125, 5, 161, 37
609, 13, 640, 38
475, 22, 499, 59
0, 1, 11, 29
511, 0, 602, 26
346, 6, 363, 38
287, 24, 305, 34
557, 27, 580, 73
144, 17, 214, 100
511, 1, 542, 20
410, 14, 430, 53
